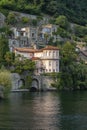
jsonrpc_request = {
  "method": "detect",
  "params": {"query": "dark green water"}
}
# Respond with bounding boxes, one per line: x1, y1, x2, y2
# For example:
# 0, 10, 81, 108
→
0, 91, 87, 130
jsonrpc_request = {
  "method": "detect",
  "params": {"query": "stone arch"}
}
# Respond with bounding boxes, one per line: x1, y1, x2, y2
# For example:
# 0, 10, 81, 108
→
18, 79, 25, 88
30, 78, 39, 92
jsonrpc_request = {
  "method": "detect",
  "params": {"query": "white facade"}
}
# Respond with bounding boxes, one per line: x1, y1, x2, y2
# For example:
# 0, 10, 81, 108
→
14, 46, 59, 75
14, 48, 35, 59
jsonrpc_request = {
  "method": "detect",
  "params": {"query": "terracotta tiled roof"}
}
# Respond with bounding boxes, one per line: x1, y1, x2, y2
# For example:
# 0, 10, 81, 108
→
34, 50, 43, 53
42, 46, 59, 50
14, 47, 37, 53
14, 46, 59, 53
31, 57, 40, 60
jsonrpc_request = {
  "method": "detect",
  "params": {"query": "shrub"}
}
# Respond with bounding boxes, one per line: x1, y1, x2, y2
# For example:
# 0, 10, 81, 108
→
21, 17, 29, 24
0, 69, 11, 98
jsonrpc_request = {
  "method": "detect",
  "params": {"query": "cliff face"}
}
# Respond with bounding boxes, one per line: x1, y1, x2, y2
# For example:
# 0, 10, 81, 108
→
0, 0, 87, 25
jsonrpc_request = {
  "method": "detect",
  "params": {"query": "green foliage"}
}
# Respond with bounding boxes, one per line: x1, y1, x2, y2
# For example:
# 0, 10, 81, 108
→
6, 12, 17, 25
83, 35, 87, 43
13, 58, 35, 74
0, 35, 9, 67
0, 69, 11, 97
54, 41, 87, 90
61, 41, 77, 65
0, 0, 15, 10
31, 19, 37, 26
55, 15, 69, 29
25, 75, 33, 88
0, 0, 87, 25
74, 25, 87, 38
57, 27, 71, 38
44, 0, 58, 15
0, 26, 13, 37
21, 17, 29, 24
5, 52, 15, 67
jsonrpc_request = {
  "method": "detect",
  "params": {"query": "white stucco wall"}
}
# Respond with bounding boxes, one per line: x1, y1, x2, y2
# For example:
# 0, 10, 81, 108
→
34, 52, 43, 58
15, 51, 34, 59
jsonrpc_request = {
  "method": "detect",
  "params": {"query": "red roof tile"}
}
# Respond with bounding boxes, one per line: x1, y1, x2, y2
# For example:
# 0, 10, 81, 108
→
14, 47, 37, 53
31, 57, 40, 60
42, 46, 59, 50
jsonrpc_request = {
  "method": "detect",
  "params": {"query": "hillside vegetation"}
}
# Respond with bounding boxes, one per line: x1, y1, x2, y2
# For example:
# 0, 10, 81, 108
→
0, 0, 87, 25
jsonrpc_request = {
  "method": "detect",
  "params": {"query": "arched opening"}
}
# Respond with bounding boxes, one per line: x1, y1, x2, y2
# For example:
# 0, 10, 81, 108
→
30, 87, 37, 92
18, 79, 25, 88
30, 78, 39, 92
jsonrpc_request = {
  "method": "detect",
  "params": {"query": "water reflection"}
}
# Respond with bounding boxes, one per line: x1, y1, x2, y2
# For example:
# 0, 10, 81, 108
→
9, 92, 61, 130
59, 91, 87, 130
0, 91, 87, 129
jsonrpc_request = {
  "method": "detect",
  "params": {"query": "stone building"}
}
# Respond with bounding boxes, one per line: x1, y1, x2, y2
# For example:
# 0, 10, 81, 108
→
9, 27, 38, 50
41, 24, 57, 38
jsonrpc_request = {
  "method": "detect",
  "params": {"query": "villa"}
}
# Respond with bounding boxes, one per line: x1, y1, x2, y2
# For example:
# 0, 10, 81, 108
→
14, 45, 59, 75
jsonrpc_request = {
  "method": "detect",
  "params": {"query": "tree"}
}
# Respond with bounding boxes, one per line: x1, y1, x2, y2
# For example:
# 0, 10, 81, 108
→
5, 52, 15, 67
13, 58, 35, 74
58, 42, 77, 90
55, 15, 69, 29
44, 33, 49, 44
0, 68, 11, 98
54, 41, 87, 90
74, 25, 87, 38
0, 35, 9, 67
0, 0, 15, 9
61, 41, 77, 66
31, 19, 38, 26
21, 17, 29, 24
6, 12, 17, 25
45, 1, 58, 14
57, 27, 70, 38
0, 26, 13, 37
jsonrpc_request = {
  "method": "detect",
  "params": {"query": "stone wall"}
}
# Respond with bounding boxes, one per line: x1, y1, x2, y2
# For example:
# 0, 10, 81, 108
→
11, 73, 56, 91
11, 73, 22, 90
41, 76, 56, 91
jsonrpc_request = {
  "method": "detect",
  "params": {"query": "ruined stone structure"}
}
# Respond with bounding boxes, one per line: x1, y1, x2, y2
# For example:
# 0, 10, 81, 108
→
11, 73, 55, 91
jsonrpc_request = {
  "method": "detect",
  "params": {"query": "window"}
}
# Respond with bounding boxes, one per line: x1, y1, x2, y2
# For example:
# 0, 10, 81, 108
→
56, 69, 58, 72
56, 51, 58, 57
49, 69, 51, 72
45, 69, 47, 72
53, 51, 55, 57
26, 32, 28, 36
39, 69, 41, 72
53, 69, 55, 72
49, 51, 51, 56
21, 32, 23, 36
13, 41, 16, 45
32, 33, 34, 37
49, 61, 51, 66
56, 61, 58, 66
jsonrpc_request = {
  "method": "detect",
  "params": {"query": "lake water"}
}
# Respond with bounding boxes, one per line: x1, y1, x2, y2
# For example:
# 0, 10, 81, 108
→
0, 91, 87, 130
